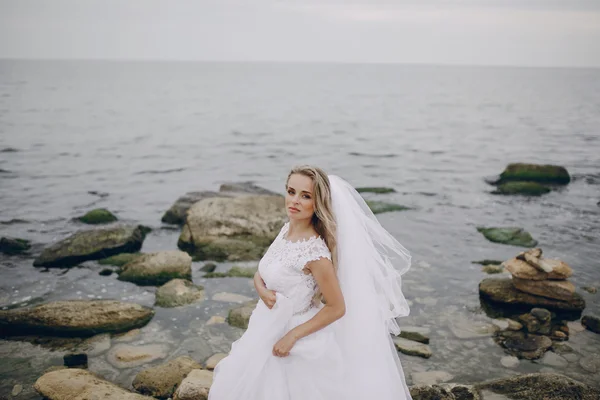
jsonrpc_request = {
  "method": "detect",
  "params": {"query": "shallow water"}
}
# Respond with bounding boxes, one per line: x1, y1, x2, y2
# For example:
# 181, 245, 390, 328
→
1, 60, 599, 397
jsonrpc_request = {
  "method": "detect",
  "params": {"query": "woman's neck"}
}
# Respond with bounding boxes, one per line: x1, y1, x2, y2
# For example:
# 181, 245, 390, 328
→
287, 219, 315, 240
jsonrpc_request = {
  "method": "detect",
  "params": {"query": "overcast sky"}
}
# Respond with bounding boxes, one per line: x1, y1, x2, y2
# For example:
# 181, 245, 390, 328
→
1, 0, 599, 67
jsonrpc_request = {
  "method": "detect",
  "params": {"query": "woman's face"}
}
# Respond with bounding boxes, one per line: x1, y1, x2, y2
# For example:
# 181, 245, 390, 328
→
286, 173, 315, 221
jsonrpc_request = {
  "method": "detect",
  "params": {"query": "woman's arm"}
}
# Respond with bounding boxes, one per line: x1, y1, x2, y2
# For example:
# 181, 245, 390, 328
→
272, 257, 345, 356
254, 270, 276, 309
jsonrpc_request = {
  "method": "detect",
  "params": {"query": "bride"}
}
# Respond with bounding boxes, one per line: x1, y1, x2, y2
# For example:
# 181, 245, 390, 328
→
208, 165, 412, 400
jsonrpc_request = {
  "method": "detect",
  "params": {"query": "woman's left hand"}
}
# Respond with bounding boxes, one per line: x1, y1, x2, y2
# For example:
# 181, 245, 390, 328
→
272, 332, 297, 357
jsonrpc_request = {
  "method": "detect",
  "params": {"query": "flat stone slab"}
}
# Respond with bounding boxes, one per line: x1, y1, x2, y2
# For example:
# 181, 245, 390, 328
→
34, 368, 152, 399
107, 344, 169, 369
479, 278, 585, 313
0, 300, 154, 337
393, 337, 432, 358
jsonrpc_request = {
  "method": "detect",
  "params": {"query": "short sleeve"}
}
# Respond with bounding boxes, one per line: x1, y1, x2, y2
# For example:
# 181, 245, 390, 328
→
298, 238, 332, 270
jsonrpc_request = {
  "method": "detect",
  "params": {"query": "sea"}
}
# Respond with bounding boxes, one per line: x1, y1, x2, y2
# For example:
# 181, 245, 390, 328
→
1, 59, 599, 398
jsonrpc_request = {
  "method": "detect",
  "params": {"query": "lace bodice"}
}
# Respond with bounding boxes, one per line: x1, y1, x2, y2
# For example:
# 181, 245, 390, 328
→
258, 222, 332, 315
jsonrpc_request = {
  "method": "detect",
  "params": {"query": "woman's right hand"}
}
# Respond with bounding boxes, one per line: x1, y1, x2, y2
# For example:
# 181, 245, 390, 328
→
258, 287, 277, 309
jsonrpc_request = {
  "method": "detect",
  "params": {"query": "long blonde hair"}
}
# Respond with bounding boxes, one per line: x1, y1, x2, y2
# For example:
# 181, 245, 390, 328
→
286, 165, 338, 272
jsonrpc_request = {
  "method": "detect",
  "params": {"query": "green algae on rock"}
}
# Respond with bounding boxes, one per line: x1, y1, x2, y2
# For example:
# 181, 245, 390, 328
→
98, 252, 143, 267
498, 163, 571, 185
356, 186, 396, 194
33, 225, 148, 268
492, 181, 552, 196
365, 200, 411, 214
77, 208, 118, 224
476, 227, 538, 247
0, 237, 31, 255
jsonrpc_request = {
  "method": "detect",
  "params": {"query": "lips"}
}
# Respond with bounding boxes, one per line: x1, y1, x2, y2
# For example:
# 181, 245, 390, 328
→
288, 207, 300, 212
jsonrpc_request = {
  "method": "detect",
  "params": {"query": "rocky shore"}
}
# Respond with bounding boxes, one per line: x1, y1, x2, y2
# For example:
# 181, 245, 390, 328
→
1, 175, 599, 399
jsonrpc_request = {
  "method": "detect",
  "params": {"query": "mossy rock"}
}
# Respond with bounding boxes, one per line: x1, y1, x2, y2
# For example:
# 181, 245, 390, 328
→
472, 259, 504, 266
99, 268, 115, 276
477, 227, 538, 247
227, 300, 258, 329
365, 200, 411, 214
356, 187, 396, 194
498, 163, 570, 185
204, 266, 257, 278
155, 279, 205, 308
0, 237, 31, 255
475, 372, 599, 400
492, 181, 552, 196
33, 225, 148, 268
98, 253, 143, 267
482, 264, 505, 274
117, 250, 192, 286
78, 209, 118, 224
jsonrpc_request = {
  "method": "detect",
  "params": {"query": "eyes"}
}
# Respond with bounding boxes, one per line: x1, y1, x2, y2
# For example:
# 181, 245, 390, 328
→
287, 189, 311, 199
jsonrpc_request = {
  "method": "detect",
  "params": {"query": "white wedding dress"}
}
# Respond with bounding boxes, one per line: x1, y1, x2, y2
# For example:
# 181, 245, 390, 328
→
208, 221, 412, 400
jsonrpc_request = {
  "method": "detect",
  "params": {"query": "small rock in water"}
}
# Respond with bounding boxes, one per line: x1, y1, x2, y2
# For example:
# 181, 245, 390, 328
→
64, 353, 88, 368
500, 355, 519, 368
541, 351, 568, 368
582, 286, 597, 294
393, 337, 432, 358
205, 353, 228, 370
213, 292, 253, 303
11, 384, 23, 396
482, 264, 504, 274
206, 316, 226, 325
200, 262, 217, 272
581, 315, 600, 334
411, 371, 454, 386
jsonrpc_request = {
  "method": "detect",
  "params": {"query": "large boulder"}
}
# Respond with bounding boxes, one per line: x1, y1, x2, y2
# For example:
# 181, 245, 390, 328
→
155, 279, 205, 308
0, 236, 31, 255
173, 369, 213, 400
475, 372, 599, 400
476, 227, 537, 247
496, 163, 571, 185
512, 277, 575, 301
503, 258, 572, 280
479, 278, 585, 313
118, 251, 192, 286
162, 182, 279, 225
0, 300, 154, 337
35, 368, 152, 400
178, 195, 286, 261
33, 224, 148, 268
132, 356, 202, 399
162, 191, 225, 225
